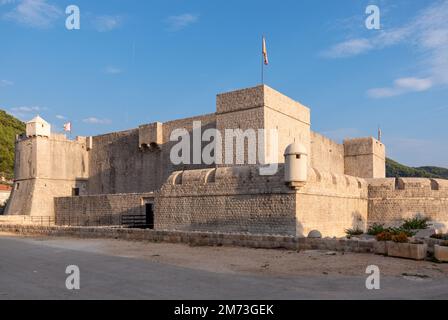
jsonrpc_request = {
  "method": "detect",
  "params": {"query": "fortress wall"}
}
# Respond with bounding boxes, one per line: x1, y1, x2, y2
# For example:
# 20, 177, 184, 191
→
344, 137, 386, 178
216, 97, 265, 165
55, 193, 154, 226
368, 178, 448, 230
295, 169, 368, 237
88, 129, 159, 195
14, 137, 37, 180
156, 166, 297, 235
6, 135, 88, 217
310, 132, 344, 175
88, 113, 216, 195
216, 85, 311, 165
262, 86, 311, 164
156, 165, 368, 237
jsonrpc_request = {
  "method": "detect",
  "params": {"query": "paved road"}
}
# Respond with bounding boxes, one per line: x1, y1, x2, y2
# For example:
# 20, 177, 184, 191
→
0, 236, 447, 300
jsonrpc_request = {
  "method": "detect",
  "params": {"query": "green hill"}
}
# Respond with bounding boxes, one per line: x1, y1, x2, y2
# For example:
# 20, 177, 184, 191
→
0, 110, 25, 180
386, 158, 448, 179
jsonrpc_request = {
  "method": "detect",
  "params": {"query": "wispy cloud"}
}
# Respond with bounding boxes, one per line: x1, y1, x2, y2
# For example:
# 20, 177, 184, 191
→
10, 105, 43, 113
8, 105, 46, 120
321, 39, 374, 58
82, 117, 112, 125
4, 0, 62, 28
92, 15, 122, 32
55, 114, 66, 120
368, 77, 433, 98
322, 1, 448, 98
165, 13, 199, 31
0, 79, 14, 87
104, 66, 123, 75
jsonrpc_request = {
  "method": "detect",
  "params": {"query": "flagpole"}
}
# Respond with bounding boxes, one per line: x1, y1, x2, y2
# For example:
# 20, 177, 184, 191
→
261, 35, 264, 85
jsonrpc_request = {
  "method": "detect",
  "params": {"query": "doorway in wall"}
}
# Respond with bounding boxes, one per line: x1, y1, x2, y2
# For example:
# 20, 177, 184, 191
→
145, 203, 154, 229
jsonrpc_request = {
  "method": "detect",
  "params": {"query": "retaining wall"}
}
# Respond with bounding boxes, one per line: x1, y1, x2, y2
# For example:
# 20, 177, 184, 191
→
0, 224, 376, 253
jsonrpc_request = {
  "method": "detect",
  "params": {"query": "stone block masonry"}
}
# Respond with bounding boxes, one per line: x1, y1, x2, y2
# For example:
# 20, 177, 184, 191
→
14, 84, 448, 239
55, 193, 154, 226
0, 224, 377, 253
368, 178, 448, 231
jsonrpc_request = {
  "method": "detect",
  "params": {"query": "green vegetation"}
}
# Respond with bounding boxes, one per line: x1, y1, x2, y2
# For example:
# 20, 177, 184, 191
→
401, 216, 429, 230
367, 223, 386, 236
0, 110, 25, 180
386, 158, 448, 179
345, 228, 364, 238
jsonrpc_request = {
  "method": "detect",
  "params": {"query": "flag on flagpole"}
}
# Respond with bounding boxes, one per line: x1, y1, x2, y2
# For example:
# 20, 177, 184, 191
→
63, 122, 71, 132
262, 36, 269, 65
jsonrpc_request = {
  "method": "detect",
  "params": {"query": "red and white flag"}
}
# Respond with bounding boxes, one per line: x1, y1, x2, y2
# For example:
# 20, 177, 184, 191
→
63, 122, 71, 132
262, 36, 269, 65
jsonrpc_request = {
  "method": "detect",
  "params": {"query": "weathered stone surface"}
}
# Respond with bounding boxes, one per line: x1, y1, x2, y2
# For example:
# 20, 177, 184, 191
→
434, 245, 448, 262
387, 242, 428, 260
307, 230, 322, 238
7, 85, 448, 239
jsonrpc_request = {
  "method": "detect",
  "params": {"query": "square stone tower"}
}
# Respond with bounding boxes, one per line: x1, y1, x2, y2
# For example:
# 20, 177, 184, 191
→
216, 85, 311, 165
343, 137, 386, 178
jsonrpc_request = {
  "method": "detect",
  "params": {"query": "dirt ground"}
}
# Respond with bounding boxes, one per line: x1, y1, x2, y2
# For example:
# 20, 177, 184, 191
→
2, 232, 447, 279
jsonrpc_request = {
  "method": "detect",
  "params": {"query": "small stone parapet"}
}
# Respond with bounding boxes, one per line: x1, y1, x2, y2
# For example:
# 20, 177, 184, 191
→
0, 224, 376, 253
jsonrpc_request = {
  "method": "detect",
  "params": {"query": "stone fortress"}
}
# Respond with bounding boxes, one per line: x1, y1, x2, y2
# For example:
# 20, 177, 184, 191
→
4, 85, 448, 237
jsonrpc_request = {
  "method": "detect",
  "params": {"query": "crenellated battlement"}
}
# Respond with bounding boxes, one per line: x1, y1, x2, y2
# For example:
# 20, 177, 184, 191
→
368, 177, 448, 229
368, 177, 448, 196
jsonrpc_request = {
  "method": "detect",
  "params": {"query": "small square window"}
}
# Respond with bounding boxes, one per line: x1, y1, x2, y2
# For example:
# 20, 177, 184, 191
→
72, 188, 80, 196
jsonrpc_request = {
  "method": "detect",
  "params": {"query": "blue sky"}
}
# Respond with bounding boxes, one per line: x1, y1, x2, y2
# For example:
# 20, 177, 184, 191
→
0, 0, 447, 167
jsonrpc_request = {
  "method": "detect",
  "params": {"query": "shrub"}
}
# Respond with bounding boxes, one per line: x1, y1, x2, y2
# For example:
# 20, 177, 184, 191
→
387, 227, 416, 237
401, 216, 429, 230
345, 228, 364, 238
391, 232, 409, 243
376, 231, 393, 242
367, 223, 385, 236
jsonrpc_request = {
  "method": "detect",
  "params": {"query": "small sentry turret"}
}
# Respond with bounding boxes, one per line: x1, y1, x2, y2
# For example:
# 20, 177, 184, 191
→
284, 142, 308, 189
26, 116, 51, 138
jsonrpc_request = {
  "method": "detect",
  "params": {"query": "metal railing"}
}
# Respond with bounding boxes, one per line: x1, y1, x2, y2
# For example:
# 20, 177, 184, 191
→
56, 214, 119, 227
56, 213, 153, 229
29, 216, 55, 226
120, 214, 152, 229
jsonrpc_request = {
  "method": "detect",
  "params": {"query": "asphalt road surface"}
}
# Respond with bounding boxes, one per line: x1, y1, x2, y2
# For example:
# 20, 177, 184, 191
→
0, 236, 447, 300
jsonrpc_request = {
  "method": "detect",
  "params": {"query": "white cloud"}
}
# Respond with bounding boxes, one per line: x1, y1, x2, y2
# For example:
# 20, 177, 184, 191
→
0, 79, 14, 87
10, 105, 42, 112
104, 66, 123, 75
368, 77, 433, 98
4, 0, 62, 28
8, 105, 46, 120
323, 1, 448, 98
83, 117, 111, 125
55, 114, 66, 120
321, 39, 374, 58
93, 15, 122, 32
166, 13, 199, 31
